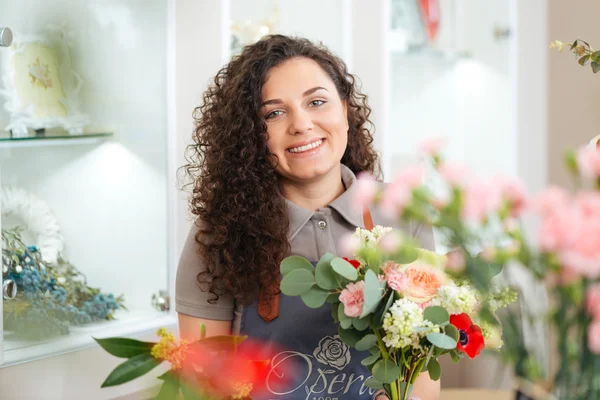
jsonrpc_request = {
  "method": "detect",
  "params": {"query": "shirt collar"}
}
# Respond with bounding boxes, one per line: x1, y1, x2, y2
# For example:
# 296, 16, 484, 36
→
285, 164, 365, 240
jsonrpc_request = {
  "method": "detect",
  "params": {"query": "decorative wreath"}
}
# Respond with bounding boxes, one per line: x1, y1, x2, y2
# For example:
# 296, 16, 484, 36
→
0, 186, 64, 264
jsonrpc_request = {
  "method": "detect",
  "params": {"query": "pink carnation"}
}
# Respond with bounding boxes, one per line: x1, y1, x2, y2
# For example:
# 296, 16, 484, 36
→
418, 136, 448, 156
339, 281, 365, 318
439, 162, 469, 187
588, 321, 600, 355
500, 177, 528, 218
576, 146, 600, 178
353, 172, 379, 211
461, 178, 503, 223
380, 165, 425, 218
446, 249, 466, 273
586, 283, 600, 320
384, 266, 409, 292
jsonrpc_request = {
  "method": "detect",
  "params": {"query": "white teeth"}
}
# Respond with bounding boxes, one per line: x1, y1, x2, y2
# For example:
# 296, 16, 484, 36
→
288, 139, 323, 153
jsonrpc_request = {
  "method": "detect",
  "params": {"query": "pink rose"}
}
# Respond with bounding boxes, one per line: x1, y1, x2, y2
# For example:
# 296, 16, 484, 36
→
380, 165, 425, 218
534, 186, 570, 215
576, 146, 600, 178
418, 136, 448, 156
586, 283, 600, 320
439, 162, 469, 187
339, 281, 365, 318
353, 172, 379, 210
461, 178, 503, 223
398, 262, 447, 304
588, 321, 600, 355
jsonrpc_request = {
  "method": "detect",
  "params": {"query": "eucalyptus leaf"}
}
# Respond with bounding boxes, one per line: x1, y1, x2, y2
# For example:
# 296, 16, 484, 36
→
315, 253, 339, 290
352, 316, 371, 331
394, 246, 419, 264
101, 353, 161, 387
423, 306, 449, 325
280, 269, 315, 296
445, 324, 459, 342
427, 358, 442, 381
94, 337, 154, 359
301, 286, 330, 308
450, 349, 461, 363
593, 61, 600, 73
331, 257, 358, 281
355, 334, 378, 351
338, 304, 352, 329
326, 293, 339, 304
579, 55, 591, 66
332, 303, 340, 323
360, 270, 384, 318
337, 326, 364, 348
372, 359, 402, 384
361, 351, 381, 366
364, 376, 383, 389
280, 255, 315, 276
426, 332, 457, 349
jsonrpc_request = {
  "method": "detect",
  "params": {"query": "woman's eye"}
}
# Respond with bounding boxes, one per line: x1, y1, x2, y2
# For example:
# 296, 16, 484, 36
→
310, 99, 326, 107
266, 110, 283, 119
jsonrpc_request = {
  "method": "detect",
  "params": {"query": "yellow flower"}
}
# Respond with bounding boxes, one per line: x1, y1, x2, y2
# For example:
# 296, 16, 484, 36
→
232, 381, 253, 399
549, 40, 565, 51
151, 328, 188, 370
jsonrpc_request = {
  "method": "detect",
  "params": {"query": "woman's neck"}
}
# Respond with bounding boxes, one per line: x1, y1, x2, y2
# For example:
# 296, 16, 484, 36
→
280, 164, 346, 211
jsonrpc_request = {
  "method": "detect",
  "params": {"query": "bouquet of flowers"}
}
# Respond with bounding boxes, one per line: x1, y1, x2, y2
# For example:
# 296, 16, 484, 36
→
280, 224, 516, 400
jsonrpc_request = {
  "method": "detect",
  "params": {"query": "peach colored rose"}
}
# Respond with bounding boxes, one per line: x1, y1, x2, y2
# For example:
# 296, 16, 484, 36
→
339, 281, 365, 318
398, 262, 447, 304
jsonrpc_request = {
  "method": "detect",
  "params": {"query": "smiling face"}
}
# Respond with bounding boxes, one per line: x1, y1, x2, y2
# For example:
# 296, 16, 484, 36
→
261, 57, 349, 184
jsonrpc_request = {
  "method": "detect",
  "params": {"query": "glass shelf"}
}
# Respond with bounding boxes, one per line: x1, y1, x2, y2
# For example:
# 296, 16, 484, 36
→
0, 132, 113, 148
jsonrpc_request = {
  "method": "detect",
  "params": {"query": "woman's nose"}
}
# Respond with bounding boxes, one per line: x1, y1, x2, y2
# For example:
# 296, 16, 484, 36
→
288, 108, 314, 135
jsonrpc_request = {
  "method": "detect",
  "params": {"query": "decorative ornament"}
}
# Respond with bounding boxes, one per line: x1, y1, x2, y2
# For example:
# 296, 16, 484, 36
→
0, 186, 64, 264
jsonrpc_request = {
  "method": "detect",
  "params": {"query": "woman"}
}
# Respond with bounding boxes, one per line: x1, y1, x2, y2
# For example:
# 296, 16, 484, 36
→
176, 35, 440, 400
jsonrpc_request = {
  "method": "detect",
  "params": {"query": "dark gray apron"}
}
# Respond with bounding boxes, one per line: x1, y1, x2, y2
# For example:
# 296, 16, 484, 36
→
240, 262, 377, 400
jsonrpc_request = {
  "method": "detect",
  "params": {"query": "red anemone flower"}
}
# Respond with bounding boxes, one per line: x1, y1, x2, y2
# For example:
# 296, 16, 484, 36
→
343, 258, 361, 269
449, 313, 485, 359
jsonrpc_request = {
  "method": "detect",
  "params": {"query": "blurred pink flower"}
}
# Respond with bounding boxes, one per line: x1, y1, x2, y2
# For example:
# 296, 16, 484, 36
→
353, 172, 379, 210
439, 162, 469, 187
379, 230, 402, 253
418, 136, 448, 156
500, 177, 528, 218
461, 178, 503, 223
534, 186, 570, 215
446, 249, 466, 273
338, 233, 361, 258
380, 165, 425, 218
585, 283, 600, 320
588, 321, 600, 355
339, 281, 365, 318
576, 146, 600, 178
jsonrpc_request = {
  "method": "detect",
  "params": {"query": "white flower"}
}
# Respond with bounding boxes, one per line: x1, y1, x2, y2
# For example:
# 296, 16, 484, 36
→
2, 265, 7, 273
352, 225, 394, 248
430, 284, 479, 315
15, 265, 23, 273
57, 277, 66, 285
382, 298, 424, 349
25, 257, 31, 263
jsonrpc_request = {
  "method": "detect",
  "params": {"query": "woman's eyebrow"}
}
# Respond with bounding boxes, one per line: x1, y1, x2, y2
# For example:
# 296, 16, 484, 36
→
261, 86, 328, 107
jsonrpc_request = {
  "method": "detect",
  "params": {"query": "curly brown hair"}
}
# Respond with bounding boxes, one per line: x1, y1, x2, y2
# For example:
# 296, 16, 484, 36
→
184, 34, 380, 306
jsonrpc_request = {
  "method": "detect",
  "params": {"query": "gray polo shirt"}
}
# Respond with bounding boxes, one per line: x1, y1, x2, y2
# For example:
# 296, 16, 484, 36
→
176, 164, 435, 399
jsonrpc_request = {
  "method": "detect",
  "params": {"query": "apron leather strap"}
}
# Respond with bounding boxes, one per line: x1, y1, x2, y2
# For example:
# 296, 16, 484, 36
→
258, 207, 373, 323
